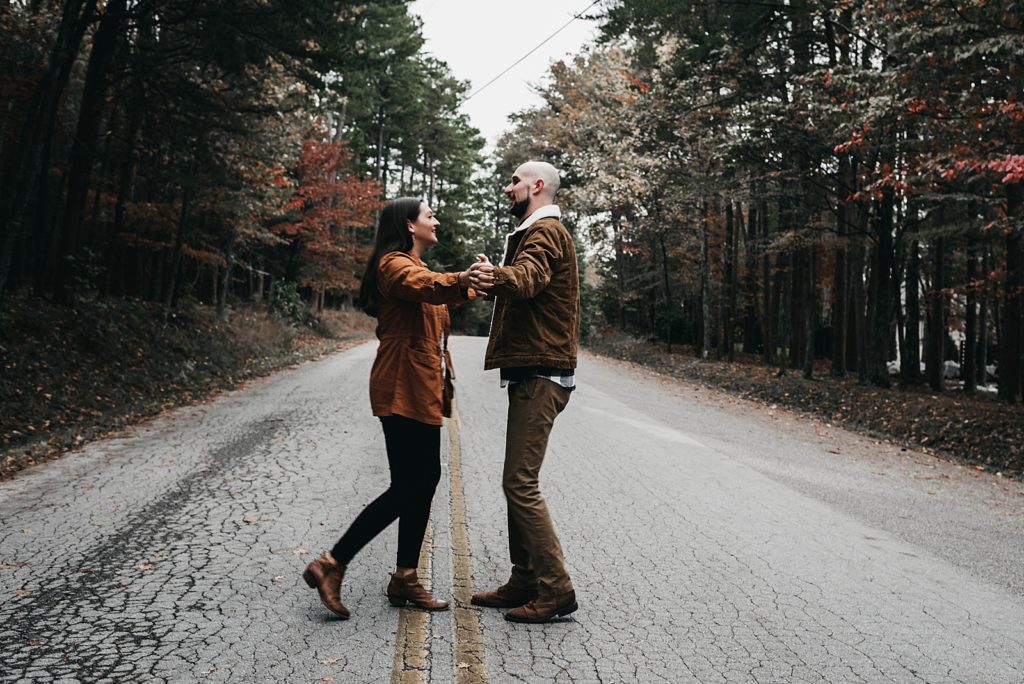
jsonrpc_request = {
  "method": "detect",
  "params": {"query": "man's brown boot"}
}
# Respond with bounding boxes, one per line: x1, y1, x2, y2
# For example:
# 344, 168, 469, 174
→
470, 583, 538, 608
505, 590, 578, 623
386, 571, 449, 611
303, 554, 350, 619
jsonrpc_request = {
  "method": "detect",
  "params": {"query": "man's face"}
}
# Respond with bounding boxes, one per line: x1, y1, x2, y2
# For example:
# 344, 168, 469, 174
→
503, 168, 534, 220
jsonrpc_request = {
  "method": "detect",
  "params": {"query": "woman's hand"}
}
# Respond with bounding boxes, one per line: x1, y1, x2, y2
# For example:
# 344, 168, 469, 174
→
467, 254, 494, 290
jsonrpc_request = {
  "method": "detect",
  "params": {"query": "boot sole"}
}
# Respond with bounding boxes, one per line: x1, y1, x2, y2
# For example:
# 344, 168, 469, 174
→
388, 595, 450, 611
470, 596, 537, 608
505, 601, 579, 623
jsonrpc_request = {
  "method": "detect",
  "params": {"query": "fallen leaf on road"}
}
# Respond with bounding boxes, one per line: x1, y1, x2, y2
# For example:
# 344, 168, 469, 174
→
27, 639, 43, 647
242, 517, 258, 524
293, 548, 309, 555
323, 676, 335, 682
136, 562, 154, 571
273, 575, 285, 582
0, 562, 29, 570
319, 658, 341, 665
15, 589, 31, 597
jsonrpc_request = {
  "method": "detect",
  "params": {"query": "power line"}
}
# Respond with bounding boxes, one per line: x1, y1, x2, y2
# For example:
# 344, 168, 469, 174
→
463, 0, 602, 103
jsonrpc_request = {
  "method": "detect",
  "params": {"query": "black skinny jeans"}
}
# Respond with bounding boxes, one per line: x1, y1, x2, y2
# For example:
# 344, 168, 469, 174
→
331, 415, 441, 569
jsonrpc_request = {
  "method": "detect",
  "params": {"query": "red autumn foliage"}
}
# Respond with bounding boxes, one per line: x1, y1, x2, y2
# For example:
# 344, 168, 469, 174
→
279, 136, 381, 293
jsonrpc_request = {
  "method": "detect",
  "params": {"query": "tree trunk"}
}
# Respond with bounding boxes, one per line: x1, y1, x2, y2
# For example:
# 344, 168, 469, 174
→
163, 186, 193, 318
54, 0, 128, 303
36, 162, 67, 297
776, 251, 790, 376
660, 232, 673, 353
0, 0, 99, 314
648, 235, 658, 338
150, 251, 164, 303
102, 78, 142, 298
926, 236, 946, 392
789, 248, 803, 370
212, 265, 221, 309
743, 202, 759, 354
868, 190, 895, 387
803, 249, 816, 379
375, 105, 385, 183
849, 237, 868, 385
31, 133, 58, 297
761, 200, 774, 364
829, 9, 854, 376
217, 236, 235, 322
998, 183, 1023, 402
977, 244, 991, 387
700, 199, 712, 359
902, 239, 922, 384
831, 239, 848, 376
723, 201, 736, 361
964, 226, 978, 393
612, 211, 626, 330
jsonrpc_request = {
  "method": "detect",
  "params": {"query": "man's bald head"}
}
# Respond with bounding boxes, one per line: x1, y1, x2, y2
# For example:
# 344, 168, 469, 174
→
515, 161, 561, 199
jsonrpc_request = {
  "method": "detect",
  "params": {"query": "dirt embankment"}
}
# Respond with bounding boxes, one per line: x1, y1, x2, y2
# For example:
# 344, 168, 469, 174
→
0, 293, 374, 479
4, 301, 1021, 481
586, 332, 1024, 478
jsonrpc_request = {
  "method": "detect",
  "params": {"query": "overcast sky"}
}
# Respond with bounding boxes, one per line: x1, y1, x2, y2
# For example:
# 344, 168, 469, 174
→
409, 0, 601, 148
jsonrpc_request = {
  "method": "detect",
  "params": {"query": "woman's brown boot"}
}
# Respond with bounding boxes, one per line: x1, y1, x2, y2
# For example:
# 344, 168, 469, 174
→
386, 571, 449, 611
303, 555, 350, 619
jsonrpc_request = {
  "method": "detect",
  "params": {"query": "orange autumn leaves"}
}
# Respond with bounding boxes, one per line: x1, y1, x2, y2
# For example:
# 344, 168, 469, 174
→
277, 136, 381, 294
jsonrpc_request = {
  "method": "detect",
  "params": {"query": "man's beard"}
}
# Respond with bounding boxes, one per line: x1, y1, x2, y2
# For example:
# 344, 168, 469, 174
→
509, 197, 530, 220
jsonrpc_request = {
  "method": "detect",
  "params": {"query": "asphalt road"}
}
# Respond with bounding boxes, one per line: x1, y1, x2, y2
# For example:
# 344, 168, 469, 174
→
1, 336, 1022, 683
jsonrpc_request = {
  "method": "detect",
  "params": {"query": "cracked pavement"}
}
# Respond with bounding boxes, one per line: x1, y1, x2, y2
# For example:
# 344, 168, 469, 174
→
2, 336, 1023, 683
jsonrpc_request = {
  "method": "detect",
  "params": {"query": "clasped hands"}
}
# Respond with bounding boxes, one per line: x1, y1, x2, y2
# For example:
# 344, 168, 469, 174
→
459, 254, 494, 291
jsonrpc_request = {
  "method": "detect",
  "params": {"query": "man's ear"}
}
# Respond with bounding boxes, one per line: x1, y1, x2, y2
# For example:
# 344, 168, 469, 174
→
532, 178, 545, 196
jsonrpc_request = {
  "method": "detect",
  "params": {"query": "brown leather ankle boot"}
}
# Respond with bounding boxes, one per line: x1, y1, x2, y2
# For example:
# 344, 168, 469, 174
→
303, 554, 350, 619
386, 571, 449, 611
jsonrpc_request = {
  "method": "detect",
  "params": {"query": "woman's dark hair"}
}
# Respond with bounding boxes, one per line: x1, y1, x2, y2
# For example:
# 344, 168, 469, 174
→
357, 197, 424, 317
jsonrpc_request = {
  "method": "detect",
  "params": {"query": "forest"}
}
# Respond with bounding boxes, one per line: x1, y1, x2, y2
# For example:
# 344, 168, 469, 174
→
0, 0, 490, 325
1, 0, 1023, 410
497, 0, 1023, 404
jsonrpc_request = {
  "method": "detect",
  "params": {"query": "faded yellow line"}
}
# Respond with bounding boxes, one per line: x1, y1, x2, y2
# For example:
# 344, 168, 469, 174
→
390, 521, 432, 684
447, 406, 486, 683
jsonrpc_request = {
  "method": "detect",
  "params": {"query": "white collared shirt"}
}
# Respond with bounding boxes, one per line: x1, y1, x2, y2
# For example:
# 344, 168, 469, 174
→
500, 204, 562, 264
513, 203, 561, 233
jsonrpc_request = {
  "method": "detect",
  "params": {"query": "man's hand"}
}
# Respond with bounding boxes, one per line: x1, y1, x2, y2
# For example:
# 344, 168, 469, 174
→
467, 254, 495, 290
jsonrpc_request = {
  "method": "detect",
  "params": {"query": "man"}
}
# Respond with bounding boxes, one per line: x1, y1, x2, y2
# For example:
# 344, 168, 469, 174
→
467, 160, 580, 623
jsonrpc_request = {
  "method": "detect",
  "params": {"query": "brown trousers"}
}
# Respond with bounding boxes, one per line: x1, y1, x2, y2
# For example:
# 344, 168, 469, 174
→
502, 377, 574, 596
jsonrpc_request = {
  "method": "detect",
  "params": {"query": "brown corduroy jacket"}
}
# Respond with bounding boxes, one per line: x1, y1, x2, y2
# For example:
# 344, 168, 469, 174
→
483, 216, 580, 371
369, 252, 470, 426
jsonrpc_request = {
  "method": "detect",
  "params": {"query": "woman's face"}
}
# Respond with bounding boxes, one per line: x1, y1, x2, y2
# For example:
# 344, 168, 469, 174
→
408, 202, 440, 253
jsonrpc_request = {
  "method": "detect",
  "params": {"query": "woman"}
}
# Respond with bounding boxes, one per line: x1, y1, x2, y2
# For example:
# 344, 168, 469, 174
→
303, 197, 473, 619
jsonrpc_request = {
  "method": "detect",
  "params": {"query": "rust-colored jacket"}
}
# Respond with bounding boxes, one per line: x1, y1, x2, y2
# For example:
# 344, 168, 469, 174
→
483, 216, 580, 370
369, 252, 469, 426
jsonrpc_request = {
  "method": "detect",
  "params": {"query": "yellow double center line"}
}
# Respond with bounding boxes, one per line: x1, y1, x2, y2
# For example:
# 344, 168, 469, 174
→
391, 406, 486, 683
